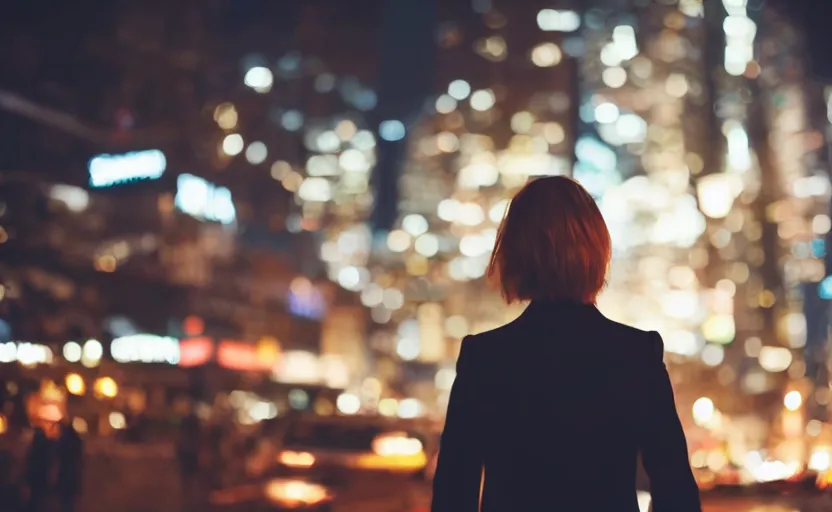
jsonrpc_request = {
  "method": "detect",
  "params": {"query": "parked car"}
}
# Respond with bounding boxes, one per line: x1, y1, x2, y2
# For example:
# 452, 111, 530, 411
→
275, 415, 430, 481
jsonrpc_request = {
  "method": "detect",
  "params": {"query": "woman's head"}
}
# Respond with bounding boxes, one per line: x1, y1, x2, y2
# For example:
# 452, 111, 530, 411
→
487, 176, 611, 304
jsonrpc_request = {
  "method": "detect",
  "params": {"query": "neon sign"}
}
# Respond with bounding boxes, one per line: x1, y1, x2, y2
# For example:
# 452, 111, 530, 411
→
178, 337, 214, 367
88, 149, 167, 188
110, 334, 180, 364
217, 341, 273, 372
0, 342, 53, 365
175, 174, 236, 225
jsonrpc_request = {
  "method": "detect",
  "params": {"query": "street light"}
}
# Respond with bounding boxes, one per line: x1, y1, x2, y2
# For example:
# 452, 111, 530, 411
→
65, 373, 85, 396
94, 377, 118, 399
692, 397, 716, 426
784, 390, 803, 411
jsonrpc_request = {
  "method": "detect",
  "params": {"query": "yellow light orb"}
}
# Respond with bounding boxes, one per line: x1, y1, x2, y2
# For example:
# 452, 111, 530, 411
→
94, 377, 118, 399
784, 390, 802, 411
65, 373, 85, 396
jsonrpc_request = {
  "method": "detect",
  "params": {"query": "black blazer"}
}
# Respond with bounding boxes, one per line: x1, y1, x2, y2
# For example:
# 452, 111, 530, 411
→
431, 300, 702, 512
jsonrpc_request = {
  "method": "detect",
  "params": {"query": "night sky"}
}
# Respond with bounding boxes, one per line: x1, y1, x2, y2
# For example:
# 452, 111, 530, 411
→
771, 0, 832, 78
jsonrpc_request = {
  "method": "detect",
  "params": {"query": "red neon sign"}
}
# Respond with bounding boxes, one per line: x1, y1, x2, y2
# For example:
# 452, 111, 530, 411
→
178, 337, 214, 367
217, 341, 273, 372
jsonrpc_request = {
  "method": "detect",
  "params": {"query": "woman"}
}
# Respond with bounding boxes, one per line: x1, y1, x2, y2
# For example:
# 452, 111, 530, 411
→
431, 176, 701, 512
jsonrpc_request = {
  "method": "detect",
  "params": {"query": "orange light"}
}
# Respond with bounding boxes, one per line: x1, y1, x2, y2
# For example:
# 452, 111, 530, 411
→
217, 341, 273, 372
256, 336, 281, 366
278, 451, 315, 468
264, 479, 330, 507
38, 404, 63, 423
65, 373, 85, 396
94, 377, 118, 399
354, 452, 428, 472
694, 470, 716, 491
817, 471, 832, 490
183, 316, 205, 336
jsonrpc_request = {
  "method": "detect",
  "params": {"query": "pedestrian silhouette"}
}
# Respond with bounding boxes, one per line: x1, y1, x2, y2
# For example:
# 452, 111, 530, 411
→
25, 427, 55, 512
56, 421, 83, 512
176, 408, 201, 511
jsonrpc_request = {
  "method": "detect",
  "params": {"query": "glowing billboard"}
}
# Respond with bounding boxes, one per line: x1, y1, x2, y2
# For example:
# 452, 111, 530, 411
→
88, 149, 166, 188
110, 334, 180, 364
174, 173, 236, 225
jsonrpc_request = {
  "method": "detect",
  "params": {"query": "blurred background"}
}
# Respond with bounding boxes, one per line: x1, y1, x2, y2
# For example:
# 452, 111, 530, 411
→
1, 0, 832, 511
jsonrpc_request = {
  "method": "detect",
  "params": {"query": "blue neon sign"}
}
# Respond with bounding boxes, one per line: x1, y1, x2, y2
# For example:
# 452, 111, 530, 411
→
88, 149, 166, 188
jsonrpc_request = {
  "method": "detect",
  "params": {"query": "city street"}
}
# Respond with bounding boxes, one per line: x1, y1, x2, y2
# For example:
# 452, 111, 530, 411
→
3, 2, 831, 512
75, 447, 831, 512
78, 444, 431, 512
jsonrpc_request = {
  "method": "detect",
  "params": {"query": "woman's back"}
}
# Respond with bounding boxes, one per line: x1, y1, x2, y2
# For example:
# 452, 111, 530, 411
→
430, 176, 701, 511
432, 301, 701, 511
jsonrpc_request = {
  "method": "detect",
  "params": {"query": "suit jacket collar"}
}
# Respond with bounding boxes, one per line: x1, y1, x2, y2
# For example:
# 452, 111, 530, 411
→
520, 299, 602, 321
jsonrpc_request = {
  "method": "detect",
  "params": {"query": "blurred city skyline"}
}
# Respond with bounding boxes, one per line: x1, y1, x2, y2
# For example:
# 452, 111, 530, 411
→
1, 0, 832, 496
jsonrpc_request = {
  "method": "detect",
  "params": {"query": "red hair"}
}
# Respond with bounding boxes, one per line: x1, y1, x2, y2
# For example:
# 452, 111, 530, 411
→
486, 176, 612, 304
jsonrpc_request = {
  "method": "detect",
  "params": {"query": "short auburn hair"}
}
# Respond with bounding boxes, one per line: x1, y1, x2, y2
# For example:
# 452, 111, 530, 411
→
486, 176, 611, 304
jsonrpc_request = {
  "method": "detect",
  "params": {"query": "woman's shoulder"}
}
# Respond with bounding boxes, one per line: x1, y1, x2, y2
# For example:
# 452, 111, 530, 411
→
462, 313, 661, 360
601, 316, 657, 338
598, 317, 664, 359
461, 321, 518, 345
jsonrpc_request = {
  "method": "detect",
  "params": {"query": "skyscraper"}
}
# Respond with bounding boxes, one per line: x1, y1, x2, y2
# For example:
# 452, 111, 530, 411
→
578, 0, 828, 466
347, 0, 581, 411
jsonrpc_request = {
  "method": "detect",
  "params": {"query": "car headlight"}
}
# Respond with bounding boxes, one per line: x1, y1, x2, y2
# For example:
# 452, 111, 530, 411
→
279, 450, 316, 468
264, 478, 331, 507
372, 432, 423, 456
